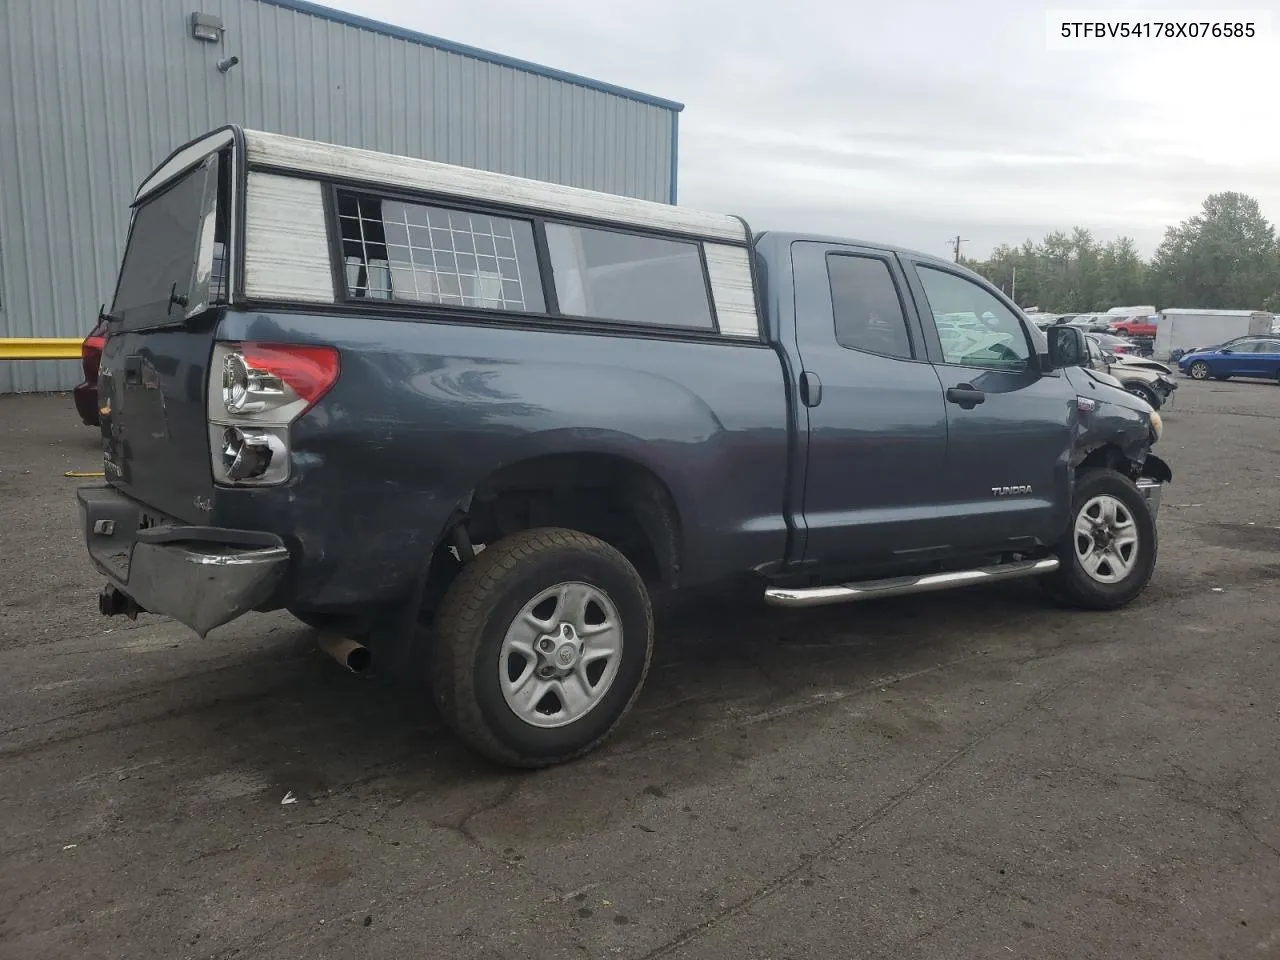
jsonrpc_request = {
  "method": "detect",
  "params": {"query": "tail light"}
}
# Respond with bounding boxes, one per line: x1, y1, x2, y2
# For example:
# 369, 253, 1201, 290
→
82, 335, 106, 381
208, 342, 340, 486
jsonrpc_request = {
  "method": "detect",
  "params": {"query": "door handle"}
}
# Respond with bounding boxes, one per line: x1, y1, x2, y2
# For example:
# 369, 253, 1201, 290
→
800, 371, 822, 407
946, 384, 985, 409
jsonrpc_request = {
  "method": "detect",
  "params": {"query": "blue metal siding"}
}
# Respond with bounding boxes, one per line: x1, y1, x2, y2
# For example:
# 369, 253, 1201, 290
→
0, 0, 678, 393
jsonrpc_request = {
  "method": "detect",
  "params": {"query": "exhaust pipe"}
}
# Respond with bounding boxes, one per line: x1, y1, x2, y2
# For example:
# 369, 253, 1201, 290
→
318, 633, 371, 673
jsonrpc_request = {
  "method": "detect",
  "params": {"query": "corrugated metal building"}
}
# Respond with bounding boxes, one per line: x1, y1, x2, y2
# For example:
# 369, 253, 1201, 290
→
0, 0, 682, 393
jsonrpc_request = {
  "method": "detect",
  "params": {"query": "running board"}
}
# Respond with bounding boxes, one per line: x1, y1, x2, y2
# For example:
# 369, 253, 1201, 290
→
763, 557, 1060, 609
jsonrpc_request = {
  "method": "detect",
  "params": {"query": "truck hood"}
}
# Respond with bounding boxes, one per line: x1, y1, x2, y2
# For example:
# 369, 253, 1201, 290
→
1080, 366, 1125, 391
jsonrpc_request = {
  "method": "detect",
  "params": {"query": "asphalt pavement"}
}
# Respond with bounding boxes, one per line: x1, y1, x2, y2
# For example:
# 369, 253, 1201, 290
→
1, 380, 1278, 960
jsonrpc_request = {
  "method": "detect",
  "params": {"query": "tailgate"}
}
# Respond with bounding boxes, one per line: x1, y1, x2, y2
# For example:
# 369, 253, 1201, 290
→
99, 151, 229, 524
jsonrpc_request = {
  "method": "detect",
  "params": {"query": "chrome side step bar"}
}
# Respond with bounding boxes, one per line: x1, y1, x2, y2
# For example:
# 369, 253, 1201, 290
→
764, 557, 1060, 609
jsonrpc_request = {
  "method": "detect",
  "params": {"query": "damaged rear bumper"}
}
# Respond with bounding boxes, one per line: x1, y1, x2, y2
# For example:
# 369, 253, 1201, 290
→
77, 484, 290, 637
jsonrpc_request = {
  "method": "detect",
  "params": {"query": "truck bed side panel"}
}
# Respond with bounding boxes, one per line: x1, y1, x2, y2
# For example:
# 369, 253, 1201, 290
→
212, 309, 792, 606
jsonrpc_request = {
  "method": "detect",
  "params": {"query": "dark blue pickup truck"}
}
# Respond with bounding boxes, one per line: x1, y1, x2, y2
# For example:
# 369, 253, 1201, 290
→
79, 128, 1170, 767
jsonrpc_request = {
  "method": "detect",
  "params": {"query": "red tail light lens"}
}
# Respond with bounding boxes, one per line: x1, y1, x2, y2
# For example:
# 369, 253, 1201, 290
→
82, 336, 106, 381
240, 343, 340, 408
209, 342, 341, 486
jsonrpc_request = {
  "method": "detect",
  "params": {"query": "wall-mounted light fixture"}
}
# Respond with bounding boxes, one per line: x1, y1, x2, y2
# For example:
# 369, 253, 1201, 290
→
216, 56, 241, 74
190, 12, 225, 43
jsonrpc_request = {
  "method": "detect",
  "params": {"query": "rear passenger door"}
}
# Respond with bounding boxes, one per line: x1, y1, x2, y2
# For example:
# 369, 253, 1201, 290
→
790, 241, 949, 569
899, 259, 1073, 553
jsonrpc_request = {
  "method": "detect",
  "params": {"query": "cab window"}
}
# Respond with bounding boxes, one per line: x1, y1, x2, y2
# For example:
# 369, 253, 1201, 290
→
914, 265, 1032, 370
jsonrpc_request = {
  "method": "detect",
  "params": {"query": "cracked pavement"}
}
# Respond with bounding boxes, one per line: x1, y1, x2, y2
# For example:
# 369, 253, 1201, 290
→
1, 381, 1278, 960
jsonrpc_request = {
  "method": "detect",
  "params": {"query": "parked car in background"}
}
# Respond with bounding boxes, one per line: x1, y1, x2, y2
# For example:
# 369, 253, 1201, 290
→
1176, 334, 1257, 359
1112, 354, 1174, 376
73, 312, 108, 427
1109, 314, 1157, 338
1086, 335, 1172, 375
1088, 332, 1138, 355
1157, 309, 1272, 361
1178, 338, 1280, 381
1067, 315, 1114, 333
1086, 337, 1177, 408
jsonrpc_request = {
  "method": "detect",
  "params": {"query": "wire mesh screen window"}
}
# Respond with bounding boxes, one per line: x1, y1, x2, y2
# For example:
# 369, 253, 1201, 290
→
337, 193, 546, 313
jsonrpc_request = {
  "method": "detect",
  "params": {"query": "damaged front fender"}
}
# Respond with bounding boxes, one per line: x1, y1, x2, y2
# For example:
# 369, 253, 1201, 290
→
1140, 453, 1172, 485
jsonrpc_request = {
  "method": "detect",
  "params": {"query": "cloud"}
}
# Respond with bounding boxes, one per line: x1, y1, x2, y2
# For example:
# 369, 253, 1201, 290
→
324, 0, 1280, 258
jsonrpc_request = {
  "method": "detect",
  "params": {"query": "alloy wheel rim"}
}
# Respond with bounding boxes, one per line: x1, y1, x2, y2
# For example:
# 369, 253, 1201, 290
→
499, 581, 623, 728
1074, 495, 1140, 584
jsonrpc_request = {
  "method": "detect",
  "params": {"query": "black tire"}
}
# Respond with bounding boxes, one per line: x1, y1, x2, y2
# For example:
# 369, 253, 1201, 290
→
1124, 384, 1159, 408
1188, 361, 1210, 380
1044, 469, 1158, 611
430, 527, 653, 769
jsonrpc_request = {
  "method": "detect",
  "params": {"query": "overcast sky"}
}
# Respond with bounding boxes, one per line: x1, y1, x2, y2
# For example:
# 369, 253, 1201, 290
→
325, 0, 1279, 260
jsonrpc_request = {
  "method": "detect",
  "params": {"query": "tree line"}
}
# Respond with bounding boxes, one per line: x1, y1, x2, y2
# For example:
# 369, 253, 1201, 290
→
963, 191, 1280, 314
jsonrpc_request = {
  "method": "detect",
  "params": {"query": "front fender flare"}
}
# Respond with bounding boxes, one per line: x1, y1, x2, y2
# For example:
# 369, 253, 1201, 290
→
1141, 453, 1172, 484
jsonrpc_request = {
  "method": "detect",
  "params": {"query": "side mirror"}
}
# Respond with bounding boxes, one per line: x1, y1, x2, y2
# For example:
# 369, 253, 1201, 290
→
1220, 348, 1233, 354
1044, 324, 1088, 370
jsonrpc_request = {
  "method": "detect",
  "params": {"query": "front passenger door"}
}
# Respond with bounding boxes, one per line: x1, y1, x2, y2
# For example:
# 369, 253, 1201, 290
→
1260, 340, 1280, 379
901, 260, 1073, 553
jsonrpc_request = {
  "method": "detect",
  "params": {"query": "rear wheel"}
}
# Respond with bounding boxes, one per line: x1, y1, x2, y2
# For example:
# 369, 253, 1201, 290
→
1188, 361, 1210, 380
430, 527, 653, 768
1044, 469, 1157, 610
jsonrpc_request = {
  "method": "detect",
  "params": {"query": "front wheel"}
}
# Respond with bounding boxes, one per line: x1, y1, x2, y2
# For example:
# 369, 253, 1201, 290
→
1188, 360, 1210, 380
1044, 469, 1158, 610
1124, 383, 1160, 408
430, 528, 653, 768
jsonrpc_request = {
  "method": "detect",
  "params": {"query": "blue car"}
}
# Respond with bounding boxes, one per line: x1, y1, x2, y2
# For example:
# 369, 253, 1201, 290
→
1178, 337, 1280, 381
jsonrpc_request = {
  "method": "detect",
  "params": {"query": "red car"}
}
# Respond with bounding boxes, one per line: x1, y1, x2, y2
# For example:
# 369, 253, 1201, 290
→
74, 314, 108, 426
1109, 315, 1157, 338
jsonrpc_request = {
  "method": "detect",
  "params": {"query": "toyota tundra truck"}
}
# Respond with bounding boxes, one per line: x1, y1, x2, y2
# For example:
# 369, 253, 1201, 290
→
78, 127, 1172, 768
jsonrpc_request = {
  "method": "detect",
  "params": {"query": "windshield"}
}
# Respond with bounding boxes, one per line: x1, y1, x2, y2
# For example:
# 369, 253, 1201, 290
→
111, 154, 223, 329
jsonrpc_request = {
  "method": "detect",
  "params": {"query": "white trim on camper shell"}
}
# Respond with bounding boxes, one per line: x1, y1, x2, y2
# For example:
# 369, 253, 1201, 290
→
136, 129, 237, 203
243, 173, 334, 304
241, 129, 749, 245
703, 245, 759, 338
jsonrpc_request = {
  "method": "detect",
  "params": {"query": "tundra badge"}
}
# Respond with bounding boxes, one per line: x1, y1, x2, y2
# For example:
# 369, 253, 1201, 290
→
991, 485, 1032, 497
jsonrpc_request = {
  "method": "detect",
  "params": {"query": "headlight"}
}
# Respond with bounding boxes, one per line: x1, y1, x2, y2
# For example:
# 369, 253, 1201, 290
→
1149, 410, 1163, 442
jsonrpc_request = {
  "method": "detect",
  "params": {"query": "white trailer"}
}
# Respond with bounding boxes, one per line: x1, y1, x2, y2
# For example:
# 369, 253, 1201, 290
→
1154, 309, 1273, 359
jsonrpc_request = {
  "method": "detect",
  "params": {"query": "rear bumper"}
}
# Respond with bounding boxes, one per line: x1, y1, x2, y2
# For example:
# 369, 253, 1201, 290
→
77, 484, 290, 637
